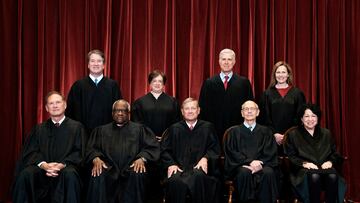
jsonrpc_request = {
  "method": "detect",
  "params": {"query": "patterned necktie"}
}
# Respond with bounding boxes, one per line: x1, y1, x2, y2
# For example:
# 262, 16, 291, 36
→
248, 125, 252, 131
94, 78, 98, 86
189, 125, 194, 130
224, 75, 229, 90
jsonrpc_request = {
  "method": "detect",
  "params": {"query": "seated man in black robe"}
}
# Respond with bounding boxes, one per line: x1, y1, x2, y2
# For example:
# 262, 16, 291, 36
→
224, 100, 278, 203
86, 99, 160, 203
12, 91, 86, 203
161, 97, 221, 203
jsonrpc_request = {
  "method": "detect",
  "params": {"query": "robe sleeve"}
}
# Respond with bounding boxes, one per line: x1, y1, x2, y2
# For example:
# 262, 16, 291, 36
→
294, 89, 306, 125
160, 128, 177, 169
130, 100, 144, 124
199, 80, 211, 121
61, 125, 86, 166
223, 129, 254, 178
85, 127, 107, 164
21, 126, 45, 167
111, 80, 122, 101
203, 124, 221, 175
258, 128, 278, 167
136, 126, 160, 162
258, 91, 274, 131
65, 83, 80, 121
325, 131, 344, 168
284, 131, 307, 168
172, 99, 182, 124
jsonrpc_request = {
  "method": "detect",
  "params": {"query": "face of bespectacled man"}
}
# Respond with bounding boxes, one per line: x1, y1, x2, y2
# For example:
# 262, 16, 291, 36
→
181, 101, 200, 122
219, 52, 235, 74
88, 53, 105, 76
241, 101, 259, 122
112, 101, 129, 124
45, 94, 66, 118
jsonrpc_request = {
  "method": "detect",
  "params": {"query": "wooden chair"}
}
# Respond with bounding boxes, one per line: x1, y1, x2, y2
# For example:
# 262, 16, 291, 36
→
222, 126, 238, 203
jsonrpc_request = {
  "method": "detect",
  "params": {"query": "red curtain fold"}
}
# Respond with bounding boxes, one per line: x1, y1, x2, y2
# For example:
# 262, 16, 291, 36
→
1, 0, 359, 201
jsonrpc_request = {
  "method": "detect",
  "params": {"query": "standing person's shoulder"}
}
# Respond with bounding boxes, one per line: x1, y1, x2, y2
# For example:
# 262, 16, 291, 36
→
76, 76, 92, 84
232, 74, 250, 82
64, 117, 85, 128
254, 124, 273, 134
319, 127, 331, 136
203, 74, 221, 83
163, 92, 178, 102
197, 119, 214, 128
68, 76, 93, 92
102, 76, 119, 85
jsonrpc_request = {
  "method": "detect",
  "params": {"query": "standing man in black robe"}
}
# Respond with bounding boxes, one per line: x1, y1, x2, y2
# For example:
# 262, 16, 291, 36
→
12, 91, 86, 203
66, 49, 122, 135
86, 99, 160, 203
224, 100, 278, 203
161, 97, 221, 203
199, 48, 253, 141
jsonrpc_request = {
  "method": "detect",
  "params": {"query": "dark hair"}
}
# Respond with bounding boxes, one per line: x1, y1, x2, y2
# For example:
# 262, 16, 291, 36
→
298, 103, 322, 124
148, 70, 167, 85
87, 49, 105, 64
268, 61, 294, 88
45, 91, 66, 104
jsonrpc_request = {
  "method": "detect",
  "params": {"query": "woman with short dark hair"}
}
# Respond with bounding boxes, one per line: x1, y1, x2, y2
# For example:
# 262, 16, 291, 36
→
284, 103, 346, 203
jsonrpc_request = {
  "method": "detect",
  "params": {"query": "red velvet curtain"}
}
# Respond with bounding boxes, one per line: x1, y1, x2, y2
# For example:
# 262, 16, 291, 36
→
1, 0, 359, 201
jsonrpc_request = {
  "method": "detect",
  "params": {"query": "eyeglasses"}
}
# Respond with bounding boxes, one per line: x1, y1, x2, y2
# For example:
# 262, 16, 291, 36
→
242, 107, 258, 111
113, 109, 129, 114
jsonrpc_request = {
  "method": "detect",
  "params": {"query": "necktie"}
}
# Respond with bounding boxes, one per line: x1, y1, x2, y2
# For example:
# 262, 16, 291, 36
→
224, 76, 229, 90
55, 123, 60, 127
189, 125, 194, 130
94, 78, 98, 86
248, 126, 252, 131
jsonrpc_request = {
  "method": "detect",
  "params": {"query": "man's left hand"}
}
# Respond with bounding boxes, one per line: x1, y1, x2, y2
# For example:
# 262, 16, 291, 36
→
131, 158, 146, 173
194, 157, 208, 174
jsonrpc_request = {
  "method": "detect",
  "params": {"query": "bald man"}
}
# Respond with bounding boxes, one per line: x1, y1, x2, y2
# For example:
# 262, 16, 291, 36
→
223, 100, 278, 203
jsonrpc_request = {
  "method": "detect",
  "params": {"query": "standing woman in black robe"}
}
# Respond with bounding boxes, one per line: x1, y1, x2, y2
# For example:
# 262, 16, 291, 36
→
259, 61, 306, 153
284, 103, 346, 203
131, 70, 181, 200
131, 70, 181, 141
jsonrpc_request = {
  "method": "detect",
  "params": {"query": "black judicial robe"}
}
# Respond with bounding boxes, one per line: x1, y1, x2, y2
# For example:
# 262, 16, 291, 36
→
131, 92, 181, 137
13, 117, 86, 203
161, 120, 221, 203
199, 74, 253, 138
224, 124, 278, 202
86, 121, 160, 203
259, 86, 305, 134
66, 76, 122, 133
284, 126, 346, 202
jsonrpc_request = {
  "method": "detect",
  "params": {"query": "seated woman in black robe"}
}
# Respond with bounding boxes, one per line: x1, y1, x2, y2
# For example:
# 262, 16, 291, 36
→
284, 103, 346, 203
